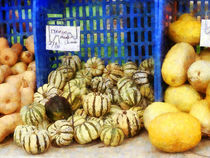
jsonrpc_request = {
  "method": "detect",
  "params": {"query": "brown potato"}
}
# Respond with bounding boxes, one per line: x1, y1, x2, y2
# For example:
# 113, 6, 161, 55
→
25, 35, 34, 54
0, 48, 18, 66
0, 65, 12, 79
0, 37, 9, 52
11, 43, 23, 56
11, 62, 27, 75
20, 51, 34, 64
27, 61, 36, 72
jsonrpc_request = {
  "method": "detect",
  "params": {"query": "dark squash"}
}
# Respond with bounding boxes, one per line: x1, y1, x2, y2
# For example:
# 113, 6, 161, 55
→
45, 95, 72, 122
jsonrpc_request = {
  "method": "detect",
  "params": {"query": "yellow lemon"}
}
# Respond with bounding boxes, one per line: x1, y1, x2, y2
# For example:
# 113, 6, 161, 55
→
148, 112, 201, 153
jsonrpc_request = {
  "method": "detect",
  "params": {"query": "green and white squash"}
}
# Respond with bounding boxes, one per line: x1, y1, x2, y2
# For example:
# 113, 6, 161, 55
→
139, 83, 154, 102
119, 86, 142, 110
129, 106, 144, 127
87, 116, 104, 127
91, 77, 113, 93
123, 61, 138, 77
63, 79, 88, 96
48, 70, 66, 90
56, 65, 74, 82
74, 120, 101, 144
20, 102, 46, 126
62, 91, 82, 111
83, 92, 111, 117
132, 70, 150, 85
67, 115, 86, 128
61, 55, 82, 72
47, 120, 74, 147
139, 58, 154, 76
113, 110, 141, 137
105, 87, 120, 104
102, 63, 124, 85
100, 125, 124, 147
34, 84, 61, 106
84, 57, 105, 77
14, 125, 36, 147
22, 129, 50, 155
109, 104, 122, 115
117, 77, 134, 92
74, 108, 87, 118
75, 69, 92, 86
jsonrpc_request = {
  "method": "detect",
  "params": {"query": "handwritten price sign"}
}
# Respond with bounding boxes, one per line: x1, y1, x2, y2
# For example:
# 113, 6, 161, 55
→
200, 19, 210, 47
46, 26, 80, 51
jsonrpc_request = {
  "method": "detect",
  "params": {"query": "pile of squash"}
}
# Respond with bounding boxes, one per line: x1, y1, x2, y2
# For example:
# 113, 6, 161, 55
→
0, 36, 36, 143
14, 55, 154, 154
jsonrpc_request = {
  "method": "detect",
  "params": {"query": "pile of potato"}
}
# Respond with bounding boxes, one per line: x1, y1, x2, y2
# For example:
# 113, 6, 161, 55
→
0, 36, 36, 143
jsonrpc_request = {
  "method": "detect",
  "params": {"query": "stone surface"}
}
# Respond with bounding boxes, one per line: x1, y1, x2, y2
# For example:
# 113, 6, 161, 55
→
0, 130, 209, 158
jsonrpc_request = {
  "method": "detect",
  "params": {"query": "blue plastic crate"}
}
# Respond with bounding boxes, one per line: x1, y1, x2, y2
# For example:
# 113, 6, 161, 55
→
0, 0, 33, 46
33, 0, 163, 101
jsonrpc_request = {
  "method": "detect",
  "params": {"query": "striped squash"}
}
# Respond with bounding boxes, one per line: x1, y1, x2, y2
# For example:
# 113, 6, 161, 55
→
105, 87, 120, 104
61, 55, 81, 72
20, 102, 46, 126
67, 115, 86, 128
87, 116, 104, 127
91, 77, 113, 93
34, 84, 61, 106
22, 129, 50, 155
132, 70, 150, 85
63, 79, 88, 96
74, 108, 87, 118
62, 91, 82, 111
56, 65, 74, 82
14, 125, 36, 147
75, 69, 92, 86
48, 70, 66, 90
47, 120, 74, 147
100, 125, 124, 147
129, 106, 144, 127
113, 110, 141, 137
139, 83, 154, 102
117, 77, 134, 92
83, 92, 111, 117
102, 63, 124, 85
37, 119, 50, 130
74, 120, 101, 144
109, 104, 122, 115
84, 57, 105, 77
119, 86, 142, 110
140, 97, 152, 109
139, 58, 154, 76
123, 61, 138, 77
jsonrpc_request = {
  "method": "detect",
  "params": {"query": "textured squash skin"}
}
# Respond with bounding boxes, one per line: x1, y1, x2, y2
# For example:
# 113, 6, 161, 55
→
102, 63, 124, 85
22, 129, 50, 155
47, 120, 74, 146
123, 61, 138, 77
113, 110, 141, 137
161, 42, 196, 86
20, 102, 46, 126
100, 125, 124, 147
14, 125, 36, 147
83, 92, 111, 117
74, 120, 101, 144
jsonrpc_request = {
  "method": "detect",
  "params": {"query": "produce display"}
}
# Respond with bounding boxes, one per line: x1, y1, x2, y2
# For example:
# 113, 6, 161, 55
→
0, 9, 210, 156
0, 36, 36, 143
9, 53, 154, 154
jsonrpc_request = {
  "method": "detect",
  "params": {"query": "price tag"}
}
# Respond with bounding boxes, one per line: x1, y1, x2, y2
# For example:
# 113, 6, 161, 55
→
46, 25, 80, 51
200, 19, 210, 47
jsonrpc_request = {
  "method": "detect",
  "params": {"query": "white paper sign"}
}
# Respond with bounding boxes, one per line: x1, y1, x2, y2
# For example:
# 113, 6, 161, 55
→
46, 26, 80, 51
200, 19, 210, 47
